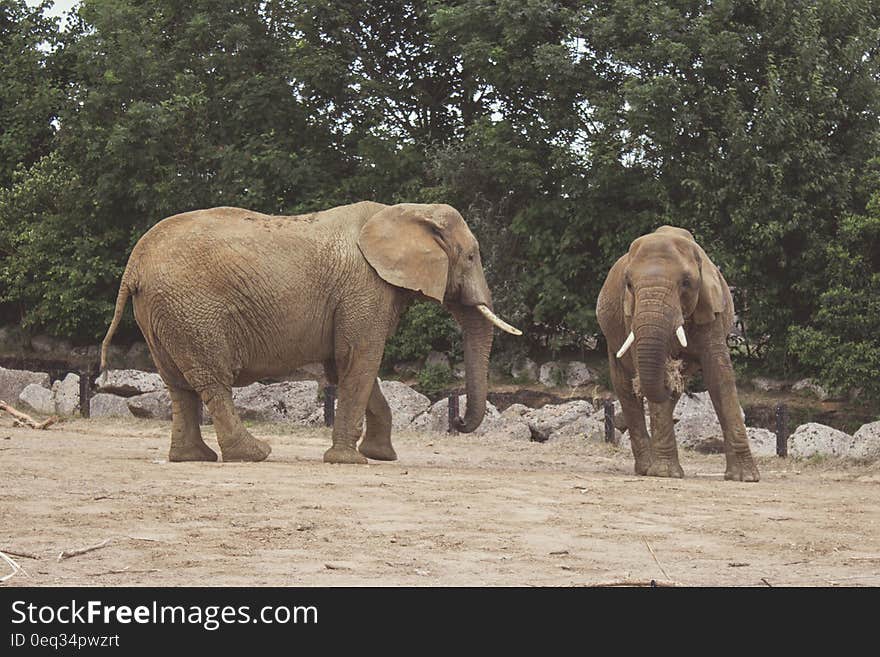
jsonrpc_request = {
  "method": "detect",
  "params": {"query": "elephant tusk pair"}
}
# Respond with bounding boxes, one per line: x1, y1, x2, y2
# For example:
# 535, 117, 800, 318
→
476, 304, 522, 336
616, 326, 687, 358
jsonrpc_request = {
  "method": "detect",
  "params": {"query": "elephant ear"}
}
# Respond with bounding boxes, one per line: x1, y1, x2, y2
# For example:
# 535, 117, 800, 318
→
693, 248, 727, 324
357, 204, 449, 303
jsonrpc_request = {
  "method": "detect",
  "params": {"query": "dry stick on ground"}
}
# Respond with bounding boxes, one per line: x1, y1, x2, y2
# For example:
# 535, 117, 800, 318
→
1, 548, 39, 560
58, 538, 112, 561
643, 537, 672, 582
0, 401, 58, 430
0, 550, 28, 582
586, 579, 680, 588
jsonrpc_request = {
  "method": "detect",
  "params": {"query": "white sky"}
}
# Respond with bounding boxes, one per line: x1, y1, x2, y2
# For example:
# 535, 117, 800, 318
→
25, 0, 80, 20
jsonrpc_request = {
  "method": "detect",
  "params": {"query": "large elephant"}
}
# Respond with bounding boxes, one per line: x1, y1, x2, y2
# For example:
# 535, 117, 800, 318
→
596, 226, 759, 482
101, 201, 520, 464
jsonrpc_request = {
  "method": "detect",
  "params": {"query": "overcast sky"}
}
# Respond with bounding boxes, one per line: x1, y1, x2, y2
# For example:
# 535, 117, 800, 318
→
26, 0, 79, 20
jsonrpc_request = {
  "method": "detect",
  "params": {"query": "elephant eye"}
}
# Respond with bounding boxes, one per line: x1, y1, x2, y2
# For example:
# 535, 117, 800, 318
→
682, 278, 692, 289
467, 253, 476, 262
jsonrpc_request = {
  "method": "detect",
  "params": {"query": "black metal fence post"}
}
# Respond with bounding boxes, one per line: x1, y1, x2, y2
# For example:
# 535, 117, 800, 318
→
603, 399, 614, 443
775, 403, 788, 457
448, 394, 459, 434
79, 370, 91, 418
323, 384, 336, 427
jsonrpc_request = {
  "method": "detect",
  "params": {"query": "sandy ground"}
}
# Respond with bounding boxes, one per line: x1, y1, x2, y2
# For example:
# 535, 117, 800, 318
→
2, 417, 880, 587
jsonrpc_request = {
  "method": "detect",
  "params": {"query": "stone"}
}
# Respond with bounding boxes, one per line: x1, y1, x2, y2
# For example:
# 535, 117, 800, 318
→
425, 351, 450, 369
127, 390, 172, 421
90, 393, 135, 418
792, 379, 829, 402
788, 423, 854, 459
96, 369, 165, 397
525, 400, 599, 442
565, 361, 597, 387
747, 427, 778, 457
851, 421, 880, 461
378, 380, 431, 430
410, 396, 502, 435
451, 362, 466, 380
18, 383, 55, 415
511, 358, 539, 382
752, 377, 788, 392
232, 381, 320, 423
538, 361, 566, 387
52, 373, 80, 415
0, 367, 51, 406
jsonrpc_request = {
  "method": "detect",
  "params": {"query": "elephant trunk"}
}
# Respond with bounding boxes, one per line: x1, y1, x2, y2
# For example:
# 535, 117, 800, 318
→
633, 292, 680, 404
448, 303, 494, 433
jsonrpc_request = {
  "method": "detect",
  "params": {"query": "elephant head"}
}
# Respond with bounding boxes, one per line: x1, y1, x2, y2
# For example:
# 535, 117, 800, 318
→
616, 226, 726, 403
358, 203, 520, 432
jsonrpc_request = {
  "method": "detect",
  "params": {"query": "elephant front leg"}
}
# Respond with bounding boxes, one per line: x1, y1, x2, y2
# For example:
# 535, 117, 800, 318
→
323, 342, 382, 465
358, 379, 397, 461
608, 353, 652, 475
646, 392, 684, 478
701, 346, 759, 482
168, 386, 217, 462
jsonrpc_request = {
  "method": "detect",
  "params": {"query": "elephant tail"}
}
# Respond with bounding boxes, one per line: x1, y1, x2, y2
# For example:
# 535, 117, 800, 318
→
100, 264, 137, 372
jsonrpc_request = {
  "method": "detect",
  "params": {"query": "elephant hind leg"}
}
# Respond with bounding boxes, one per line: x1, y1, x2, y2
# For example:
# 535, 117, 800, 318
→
358, 379, 397, 461
200, 384, 271, 462
168, 386, 217, 462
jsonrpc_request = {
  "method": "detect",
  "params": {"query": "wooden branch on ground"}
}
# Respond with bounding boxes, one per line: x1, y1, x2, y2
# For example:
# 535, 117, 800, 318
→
58, 538, 112, 561
586, 579, 680, 587
0, 401, 58, 430
1, 548, 39, 559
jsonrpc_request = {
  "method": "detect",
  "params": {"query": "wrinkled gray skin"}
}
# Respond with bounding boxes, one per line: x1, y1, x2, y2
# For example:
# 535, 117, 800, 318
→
596, 226, 759, 482
102, 202, 499, 464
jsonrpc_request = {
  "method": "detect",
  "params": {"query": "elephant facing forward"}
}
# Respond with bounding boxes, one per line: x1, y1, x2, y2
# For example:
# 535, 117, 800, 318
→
596, 226, 759, 482
102, 201, 520, 464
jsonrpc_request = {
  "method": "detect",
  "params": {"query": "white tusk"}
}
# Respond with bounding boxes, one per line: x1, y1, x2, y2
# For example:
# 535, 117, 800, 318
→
676, 325, 688, 348
476, 304, 522, 336
616, 331, 635, 358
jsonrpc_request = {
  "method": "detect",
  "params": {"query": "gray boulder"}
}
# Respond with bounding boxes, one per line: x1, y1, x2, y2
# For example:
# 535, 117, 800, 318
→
788, 422, 854, 459
752, 377, 788, 392
538, 361, 566, 387
96, 369, 165, 396
425, 351, 450, 369
378, 380, 431, 430
565, 361, 597, 387
18, 383, 55, 415
127, 390, 172, 421
747, 428, 778, 457
90, 393, 135, 418
851, 421, 880, 461
410, 395, 502, 435
232, 381, 320, 423
524, 400, 599, 442
792, 378, 829, 402
0, 367, 50, 405
52, 373, 80, 415
511, 358, 539, 382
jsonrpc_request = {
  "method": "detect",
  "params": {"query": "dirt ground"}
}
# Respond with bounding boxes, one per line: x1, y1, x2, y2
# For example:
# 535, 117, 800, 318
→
2, 417, 880, 587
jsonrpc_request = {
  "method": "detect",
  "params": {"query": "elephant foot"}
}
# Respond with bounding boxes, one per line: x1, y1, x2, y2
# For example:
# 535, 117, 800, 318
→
221, 435, 271, 462
633, 457, 651, 476
324, 445, 368, 465
358, 440, 398, 462
646, 458, 684, 478
725, 454, 760, 482
169, 441, 218, 462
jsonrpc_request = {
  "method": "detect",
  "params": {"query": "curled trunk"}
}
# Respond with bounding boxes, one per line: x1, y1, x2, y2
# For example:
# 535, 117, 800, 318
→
448, 303, 494, 433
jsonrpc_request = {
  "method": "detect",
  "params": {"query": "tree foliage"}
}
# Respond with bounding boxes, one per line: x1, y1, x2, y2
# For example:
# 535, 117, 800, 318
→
0, 0, 878, 396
